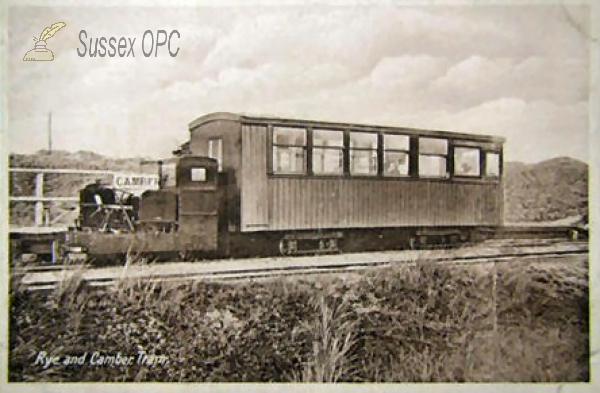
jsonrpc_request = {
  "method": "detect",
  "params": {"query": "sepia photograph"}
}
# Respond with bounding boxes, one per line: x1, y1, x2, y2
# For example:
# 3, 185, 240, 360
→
1, 0, 597, 390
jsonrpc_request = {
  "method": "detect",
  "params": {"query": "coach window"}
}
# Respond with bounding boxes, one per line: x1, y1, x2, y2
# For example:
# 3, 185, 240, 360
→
419, 138, 449, 178
383, 134, 410, 177
486, 152, 501, 177
208, 138, 223, 172
350, 132, 378, 175
273, 126, 307, 174
454, 147, 481, 177
312, 129, 344, 175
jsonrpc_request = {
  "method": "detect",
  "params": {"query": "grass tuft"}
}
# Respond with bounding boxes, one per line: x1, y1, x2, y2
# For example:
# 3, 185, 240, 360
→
298, 294, 358, 382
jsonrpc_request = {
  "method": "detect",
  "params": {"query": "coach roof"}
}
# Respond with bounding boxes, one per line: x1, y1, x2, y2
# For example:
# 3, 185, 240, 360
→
189, 112, 506, 144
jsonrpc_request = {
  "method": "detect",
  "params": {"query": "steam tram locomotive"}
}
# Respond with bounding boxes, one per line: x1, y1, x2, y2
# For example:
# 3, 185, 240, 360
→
61, 112, 505, 261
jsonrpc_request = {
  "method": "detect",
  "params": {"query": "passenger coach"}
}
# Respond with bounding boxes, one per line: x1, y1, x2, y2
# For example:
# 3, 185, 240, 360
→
182, 112, 504, 255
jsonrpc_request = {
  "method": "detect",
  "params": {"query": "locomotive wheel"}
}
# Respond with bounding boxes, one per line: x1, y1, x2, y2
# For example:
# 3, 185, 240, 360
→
178, 250, 193, 261
10, 239, 23, 266
65, 252, 88, 265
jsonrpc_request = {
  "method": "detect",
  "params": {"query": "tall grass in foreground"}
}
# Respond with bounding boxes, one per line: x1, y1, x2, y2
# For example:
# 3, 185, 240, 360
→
296, 294, 358, 382
9, 257, 588, 382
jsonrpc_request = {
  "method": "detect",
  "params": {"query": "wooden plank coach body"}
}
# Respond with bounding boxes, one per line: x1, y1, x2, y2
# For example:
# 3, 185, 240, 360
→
186, 112, 505, 251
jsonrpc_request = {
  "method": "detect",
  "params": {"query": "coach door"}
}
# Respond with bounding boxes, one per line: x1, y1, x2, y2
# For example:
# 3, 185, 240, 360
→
176, 156, 219, 251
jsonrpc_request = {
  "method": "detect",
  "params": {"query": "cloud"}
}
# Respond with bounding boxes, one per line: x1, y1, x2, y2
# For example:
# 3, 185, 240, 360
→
425, 98, 588, 162
368, 55, 448, 89
201, 6, 514, 75
430, 56, 588, 109
7, 5, 590, 163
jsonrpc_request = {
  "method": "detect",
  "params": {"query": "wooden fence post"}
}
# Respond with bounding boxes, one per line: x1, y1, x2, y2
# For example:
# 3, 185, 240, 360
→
492, 260, 498, 380
34, 172, 44, 226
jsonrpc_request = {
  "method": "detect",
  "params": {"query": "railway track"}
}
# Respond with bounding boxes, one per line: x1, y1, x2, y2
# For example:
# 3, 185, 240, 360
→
12, 237, 585, 273
13, 241, 588, 291
10, 223, 586, 265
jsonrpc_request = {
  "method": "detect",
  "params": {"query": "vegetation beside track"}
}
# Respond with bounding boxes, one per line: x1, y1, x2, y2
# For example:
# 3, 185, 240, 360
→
9, 257, 588, 382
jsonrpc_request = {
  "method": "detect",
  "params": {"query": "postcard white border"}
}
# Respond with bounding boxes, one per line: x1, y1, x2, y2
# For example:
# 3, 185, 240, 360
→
1, 1, 598, 392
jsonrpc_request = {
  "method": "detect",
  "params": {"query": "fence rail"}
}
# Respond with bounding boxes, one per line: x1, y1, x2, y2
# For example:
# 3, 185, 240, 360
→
9, 168, 120, 175
9, 167, 115, 227
11, 196, 80, 202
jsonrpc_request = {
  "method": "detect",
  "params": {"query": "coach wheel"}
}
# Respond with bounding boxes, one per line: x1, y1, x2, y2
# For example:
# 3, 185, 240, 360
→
408, 236, 417, 250
278, 239, 287, 255
450, 234, 460, 246
318, 240, 326, 251
278, 240, 286, 255
289, 240, 298, 254
568, 229, 579, 241
279, 239, 297, 256
327, 238, 339, 252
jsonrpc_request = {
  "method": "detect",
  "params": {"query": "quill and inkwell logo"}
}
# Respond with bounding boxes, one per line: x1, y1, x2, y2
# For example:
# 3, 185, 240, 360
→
23, 22, 66, 61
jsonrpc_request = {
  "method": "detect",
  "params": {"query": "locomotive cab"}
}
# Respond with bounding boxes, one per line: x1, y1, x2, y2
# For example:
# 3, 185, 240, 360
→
65, 155, 220, 260
137, 155, 220, 251
78, 180, 140, 233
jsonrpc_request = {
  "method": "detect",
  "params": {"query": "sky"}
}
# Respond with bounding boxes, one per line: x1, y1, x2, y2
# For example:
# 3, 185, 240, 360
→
6, 2, 592, 163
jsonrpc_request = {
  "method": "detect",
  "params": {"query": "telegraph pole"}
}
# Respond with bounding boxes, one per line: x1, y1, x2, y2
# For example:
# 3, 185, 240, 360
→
47, 112, 52, 153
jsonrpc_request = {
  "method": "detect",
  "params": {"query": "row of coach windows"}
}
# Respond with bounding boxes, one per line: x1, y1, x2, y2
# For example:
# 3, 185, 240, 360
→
271, 126, 501, 179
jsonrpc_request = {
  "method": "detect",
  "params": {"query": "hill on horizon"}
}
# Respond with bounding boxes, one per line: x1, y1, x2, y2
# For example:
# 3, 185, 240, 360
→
9, 150, 157, 172
8, 150, 589, 225
503, 156, 588, 222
